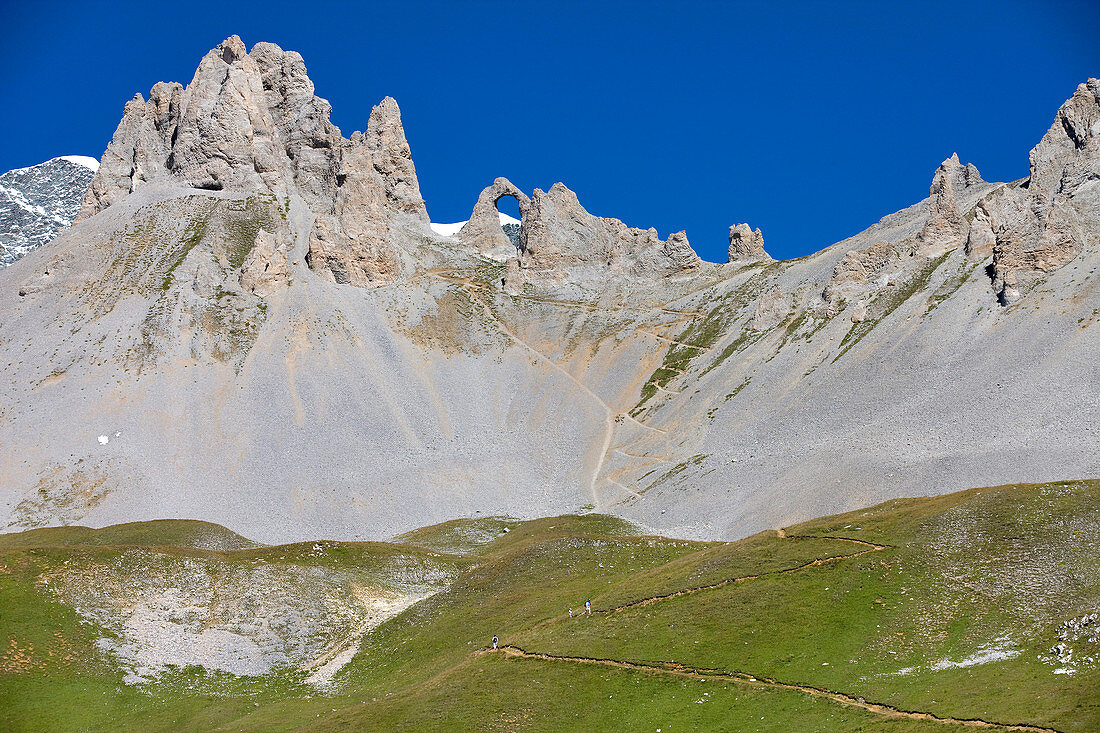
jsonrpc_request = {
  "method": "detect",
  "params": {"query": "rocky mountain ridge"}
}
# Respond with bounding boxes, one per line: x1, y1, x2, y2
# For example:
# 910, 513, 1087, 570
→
0, 37, 1097, 544
0, 156, 97, 266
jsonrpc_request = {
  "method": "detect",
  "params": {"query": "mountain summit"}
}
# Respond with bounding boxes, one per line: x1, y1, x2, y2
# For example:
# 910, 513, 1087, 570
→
0, 38, 1097, 544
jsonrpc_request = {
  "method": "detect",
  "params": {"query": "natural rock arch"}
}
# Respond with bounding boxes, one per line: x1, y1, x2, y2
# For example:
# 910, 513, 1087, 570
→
456, 177, 531, 258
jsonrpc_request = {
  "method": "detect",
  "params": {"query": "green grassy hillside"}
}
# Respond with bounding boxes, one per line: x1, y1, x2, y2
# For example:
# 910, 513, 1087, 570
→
0, 519, 261, 551
1, 480, 1097, 731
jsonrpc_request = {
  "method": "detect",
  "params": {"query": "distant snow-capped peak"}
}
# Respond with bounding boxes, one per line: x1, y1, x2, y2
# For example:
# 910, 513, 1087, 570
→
1, 155, 98, 266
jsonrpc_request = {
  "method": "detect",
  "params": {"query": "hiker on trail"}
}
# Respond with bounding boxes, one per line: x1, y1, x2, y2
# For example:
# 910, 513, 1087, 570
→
492, 635, 498, 650
568, 608, 573, 619
585, 599, 591, 615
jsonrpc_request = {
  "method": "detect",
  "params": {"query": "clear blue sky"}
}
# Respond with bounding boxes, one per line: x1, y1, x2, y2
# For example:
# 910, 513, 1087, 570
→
2, 1, 1097, 261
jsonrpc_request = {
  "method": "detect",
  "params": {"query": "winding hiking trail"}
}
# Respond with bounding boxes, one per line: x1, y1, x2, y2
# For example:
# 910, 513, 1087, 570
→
489, 646, 1060, 732
598, 534, 887, 615
410, 265, 1060, 730
485, 532, 1064, 733
422, 264, 684, 510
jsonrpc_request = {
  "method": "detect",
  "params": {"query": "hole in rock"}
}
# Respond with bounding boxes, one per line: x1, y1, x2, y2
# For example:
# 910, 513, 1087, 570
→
494, 195, 522, 248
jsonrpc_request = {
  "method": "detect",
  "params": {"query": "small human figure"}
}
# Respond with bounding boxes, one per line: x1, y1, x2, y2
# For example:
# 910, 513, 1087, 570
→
492, 635, 498, 650
568, 608, 573, 619
585, 599, 592, 615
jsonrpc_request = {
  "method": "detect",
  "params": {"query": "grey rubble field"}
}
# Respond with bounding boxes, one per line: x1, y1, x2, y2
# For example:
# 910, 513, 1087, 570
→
0, 36, 1098, 544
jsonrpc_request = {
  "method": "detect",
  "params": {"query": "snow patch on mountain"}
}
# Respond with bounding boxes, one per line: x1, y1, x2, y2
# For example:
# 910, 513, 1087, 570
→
430, 211, 521, 238
59, 155, 100, 172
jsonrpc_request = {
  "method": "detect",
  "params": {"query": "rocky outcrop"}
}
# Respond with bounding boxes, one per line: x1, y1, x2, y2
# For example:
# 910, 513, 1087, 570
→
965, 202, 997, 259
249, 42, 343, 211
518, 182, 701, 283
362, 97, 428, 218
239, 229, 289, 294
727, 223, 771, 263
77, 36, 430, 288
456, 177, 531, 259
1027, 79, 1100, 202
750, 283, 789, 330
77, 84, 181, 220
985, 185, 1078, 304
823, 242, 899, 309
984, 79, 1099, 303
167, 36, 284, 194
913, 155, 969, 257
78, 37, 294, 218
78, 36, 285, 218
501, 256, 524, 295
304, 98, 428, 286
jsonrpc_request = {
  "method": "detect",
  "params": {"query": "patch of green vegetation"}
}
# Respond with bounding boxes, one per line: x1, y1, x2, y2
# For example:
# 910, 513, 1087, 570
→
631, 291, 747, 414
833, 251, 951, 363
699, 325, 762, 378
632, 270, 787, 415
765, 305, 833, 361
395, 516, 522, 555
3, 481, 1098, 732
222, 194, 280, 270
638, 455, 709, 495
474, 263, 506, 291
0, 520, 259, 551
161, 213, 210, 293
725, 376, 750, 401
925, 259, 980, 316
708, 378, 750, 416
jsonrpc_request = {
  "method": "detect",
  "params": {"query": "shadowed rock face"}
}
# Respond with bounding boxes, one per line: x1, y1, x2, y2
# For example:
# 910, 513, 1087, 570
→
1, 37, 1098, 545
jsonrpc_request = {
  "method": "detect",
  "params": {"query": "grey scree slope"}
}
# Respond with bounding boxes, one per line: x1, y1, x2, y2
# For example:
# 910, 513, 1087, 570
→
0, 36, 1097, 544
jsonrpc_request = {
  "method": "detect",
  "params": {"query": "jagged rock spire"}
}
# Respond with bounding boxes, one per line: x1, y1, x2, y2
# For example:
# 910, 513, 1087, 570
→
913, 154, 969, 258
307, 97, 428, 286
78, 35, 291, 220
77, 36, 430, 286
1027, 78, 1100, 202
518, 182, 701, 283
983, 79, 1098, 303
77, 84, 180, 220
364, 97, 427, 217
167, 36, 284, 192
727, 223, 770, 263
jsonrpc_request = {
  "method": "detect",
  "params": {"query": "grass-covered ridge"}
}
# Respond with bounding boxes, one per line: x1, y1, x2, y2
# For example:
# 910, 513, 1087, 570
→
1, 480, 1097, 731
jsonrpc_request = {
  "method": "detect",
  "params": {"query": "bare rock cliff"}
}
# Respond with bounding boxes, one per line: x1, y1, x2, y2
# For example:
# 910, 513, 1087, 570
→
77, 36, 429, 287
987, 79, 1100, 303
